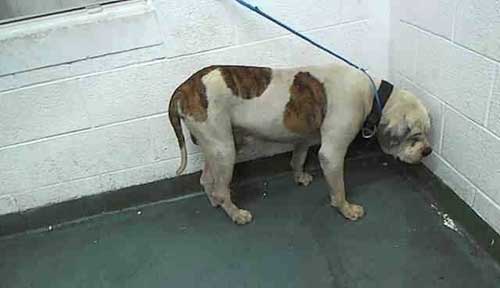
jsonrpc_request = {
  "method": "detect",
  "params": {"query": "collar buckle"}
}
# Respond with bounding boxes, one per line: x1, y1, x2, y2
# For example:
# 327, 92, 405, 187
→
362, 79, 394, 140
361, 126, 377, 139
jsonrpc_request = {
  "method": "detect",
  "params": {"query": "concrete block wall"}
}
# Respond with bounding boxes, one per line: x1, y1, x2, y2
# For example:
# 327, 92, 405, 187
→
0, 0, 389, 215
390, 0, 500, 234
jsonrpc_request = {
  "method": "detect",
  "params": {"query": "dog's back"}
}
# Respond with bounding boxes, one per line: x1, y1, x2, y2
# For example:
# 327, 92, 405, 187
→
168, 63, 368, 174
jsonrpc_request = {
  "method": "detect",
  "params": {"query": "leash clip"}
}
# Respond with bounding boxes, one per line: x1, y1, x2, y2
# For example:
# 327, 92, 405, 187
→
361, 126, 377, 139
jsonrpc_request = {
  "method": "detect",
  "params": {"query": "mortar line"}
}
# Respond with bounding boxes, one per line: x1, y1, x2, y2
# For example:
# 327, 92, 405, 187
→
450, 1, 458, 41
484, 67, 498, 127
0, 111, 168, 151
438, 104, 446, 154
401, 20, 500, 65
0, 55, 168, 95
0, 43, 163, 80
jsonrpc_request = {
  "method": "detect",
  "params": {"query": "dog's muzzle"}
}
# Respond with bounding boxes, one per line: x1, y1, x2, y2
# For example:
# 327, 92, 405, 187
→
422, 147, 432, 157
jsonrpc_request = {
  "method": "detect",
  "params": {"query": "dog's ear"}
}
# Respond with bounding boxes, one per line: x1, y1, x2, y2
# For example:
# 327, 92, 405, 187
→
377, 116, 411, 148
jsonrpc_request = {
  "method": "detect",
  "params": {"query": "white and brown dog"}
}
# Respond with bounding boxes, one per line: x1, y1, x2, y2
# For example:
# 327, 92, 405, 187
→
168, 63, 432, 224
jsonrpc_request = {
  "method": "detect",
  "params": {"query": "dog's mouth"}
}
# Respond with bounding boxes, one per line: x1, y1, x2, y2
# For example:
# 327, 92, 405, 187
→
395, 155, 422, 165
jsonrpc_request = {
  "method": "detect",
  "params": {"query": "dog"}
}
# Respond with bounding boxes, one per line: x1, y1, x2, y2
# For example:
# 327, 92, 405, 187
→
168, 63, 432, 224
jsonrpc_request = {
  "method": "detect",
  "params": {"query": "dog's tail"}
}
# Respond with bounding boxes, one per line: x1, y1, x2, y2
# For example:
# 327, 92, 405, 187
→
168, 91, 187, 176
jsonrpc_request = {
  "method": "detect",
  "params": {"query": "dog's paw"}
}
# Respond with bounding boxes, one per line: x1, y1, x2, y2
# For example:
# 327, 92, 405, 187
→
294, 172, 313, 186
232, 209, 253, 225
338, 203, 365, 221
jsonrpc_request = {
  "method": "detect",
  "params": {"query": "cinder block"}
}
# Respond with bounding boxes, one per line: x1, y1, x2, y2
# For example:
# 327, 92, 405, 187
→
0, 45, 165, 93
231, 2, 291, 44
0, 8, 163, 75
0, 81, 91, 147
82, 60, 172, 126
423, 153, 478, 205
396, 76, 444, 152
306, 21, 371, 70
225, 0, 347, 44
473, 191, 500, 234
391, 23, 419, 80
416, 33, 496, 123
14, 176, 102, 211
414, 31, 448, 96
248, 0, 343, 31
154, 0, 238, 58
162, 21, 368, 78
0, 196, 18, 215
442, 108, 500, 205
487, 70, 500, 136
154, 0, 344, 58
341, 0, 370, 22
455, 0, 500, 62
0, 119, 154, 195
438, 43, 497, 124
399, 0, 456, 39
100, 153, 205, 194
13, 153, 205, 212
149, 115, 201, 162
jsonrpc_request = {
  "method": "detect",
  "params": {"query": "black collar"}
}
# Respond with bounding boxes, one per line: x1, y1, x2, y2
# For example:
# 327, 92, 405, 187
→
362, 80, 394, 138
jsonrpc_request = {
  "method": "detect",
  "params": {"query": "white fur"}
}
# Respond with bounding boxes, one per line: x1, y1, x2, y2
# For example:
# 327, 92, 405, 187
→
175, 63, 431, 224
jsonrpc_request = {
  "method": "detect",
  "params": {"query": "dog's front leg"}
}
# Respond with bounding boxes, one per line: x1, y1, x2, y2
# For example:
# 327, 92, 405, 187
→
319, 128, 365, 221
291, 142, 313, 186
319, 145, 364, 220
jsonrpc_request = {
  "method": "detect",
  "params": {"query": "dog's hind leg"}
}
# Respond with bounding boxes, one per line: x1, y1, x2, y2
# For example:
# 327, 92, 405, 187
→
290, 142, 313, 186
200, 162, 217, 207
205, 139, 252, 225
196, 117, 252, 224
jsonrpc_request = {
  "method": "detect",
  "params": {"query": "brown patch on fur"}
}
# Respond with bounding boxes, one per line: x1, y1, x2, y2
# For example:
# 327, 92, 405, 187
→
220, 66, 272, 99
175, 66, 217, 122
284, 72, 327, 134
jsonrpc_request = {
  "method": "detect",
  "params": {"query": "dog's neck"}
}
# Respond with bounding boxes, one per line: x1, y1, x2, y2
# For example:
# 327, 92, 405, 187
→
381, 85, 403, 112
362, 79, 394, 135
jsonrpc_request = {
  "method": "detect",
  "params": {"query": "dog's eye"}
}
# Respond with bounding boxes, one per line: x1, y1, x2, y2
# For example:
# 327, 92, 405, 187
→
408, 133, 422, 145
413, 132, 423, 137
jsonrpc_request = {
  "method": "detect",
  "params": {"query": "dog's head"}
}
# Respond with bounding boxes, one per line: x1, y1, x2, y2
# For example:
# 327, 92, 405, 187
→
376, 89, 432, 164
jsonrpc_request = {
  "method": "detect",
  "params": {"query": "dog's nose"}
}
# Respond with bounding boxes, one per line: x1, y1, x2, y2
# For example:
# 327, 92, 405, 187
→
422, 147, 432, 157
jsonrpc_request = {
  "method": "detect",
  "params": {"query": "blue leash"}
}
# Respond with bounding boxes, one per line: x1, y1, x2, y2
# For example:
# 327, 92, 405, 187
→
233, 0, 382, 116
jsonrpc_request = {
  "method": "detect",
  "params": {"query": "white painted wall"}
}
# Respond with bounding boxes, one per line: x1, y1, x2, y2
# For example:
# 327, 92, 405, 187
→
0, 0, 389, 214
390, 0, 500, 234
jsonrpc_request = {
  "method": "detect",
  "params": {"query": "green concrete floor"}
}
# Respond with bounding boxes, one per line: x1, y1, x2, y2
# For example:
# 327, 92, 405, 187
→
1, 158, 499, 288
